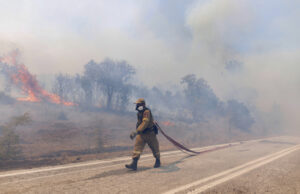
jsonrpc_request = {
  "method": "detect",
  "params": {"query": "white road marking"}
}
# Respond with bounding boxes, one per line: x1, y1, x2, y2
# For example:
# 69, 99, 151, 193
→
164, 144, 300, 194
0, 142, 241, 179
189, 145, 300, 194
0, 151, 193, 185
0, 136, 280, 179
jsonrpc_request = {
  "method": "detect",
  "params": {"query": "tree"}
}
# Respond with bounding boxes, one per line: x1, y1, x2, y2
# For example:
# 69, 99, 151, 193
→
52, 73, 80, 103
117, 84, 132, 111
83, 59, 135, 110
181, 74, 221, 121
78, 75, 94, 107
226, 100, 254, 132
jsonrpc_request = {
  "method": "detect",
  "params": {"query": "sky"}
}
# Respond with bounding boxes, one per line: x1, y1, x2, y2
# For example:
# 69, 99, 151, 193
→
0, 0, 300, 130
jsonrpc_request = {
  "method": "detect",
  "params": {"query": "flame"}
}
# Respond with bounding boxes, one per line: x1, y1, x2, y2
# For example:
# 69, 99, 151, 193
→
96, 102, 102, 108
161, 121, 175, 127
0, 51, 74, 106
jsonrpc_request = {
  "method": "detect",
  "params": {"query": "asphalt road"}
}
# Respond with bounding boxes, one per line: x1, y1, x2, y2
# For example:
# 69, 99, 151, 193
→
0, 136, 299, 194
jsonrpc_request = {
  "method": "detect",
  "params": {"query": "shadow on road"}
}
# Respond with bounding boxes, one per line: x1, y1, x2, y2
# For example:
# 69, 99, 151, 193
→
87, 155, 194, 180
86, 166, 152, 180
154, 155, 194, 174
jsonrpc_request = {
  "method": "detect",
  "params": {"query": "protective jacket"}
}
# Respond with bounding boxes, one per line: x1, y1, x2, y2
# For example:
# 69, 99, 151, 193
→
136, 108, 155, 134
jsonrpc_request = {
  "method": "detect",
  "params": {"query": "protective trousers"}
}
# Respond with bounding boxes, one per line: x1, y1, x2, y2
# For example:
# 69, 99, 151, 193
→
132, 131, 160, 160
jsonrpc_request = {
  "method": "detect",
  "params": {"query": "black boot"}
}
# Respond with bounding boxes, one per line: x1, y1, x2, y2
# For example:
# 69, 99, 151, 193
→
154, 158, 161, 168
125, 158, 138, 170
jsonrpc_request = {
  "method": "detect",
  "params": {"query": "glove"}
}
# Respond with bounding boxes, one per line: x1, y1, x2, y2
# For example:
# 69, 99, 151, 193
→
130, 131, 137, 140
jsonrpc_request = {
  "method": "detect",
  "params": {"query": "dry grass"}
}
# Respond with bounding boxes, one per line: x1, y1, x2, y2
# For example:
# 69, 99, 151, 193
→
0, 102, 265, 171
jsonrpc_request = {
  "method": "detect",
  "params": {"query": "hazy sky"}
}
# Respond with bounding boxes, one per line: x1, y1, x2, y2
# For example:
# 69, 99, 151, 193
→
1, 0, 300, 128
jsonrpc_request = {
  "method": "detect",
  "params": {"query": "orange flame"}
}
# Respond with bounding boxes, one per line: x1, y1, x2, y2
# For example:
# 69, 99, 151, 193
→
0, 51, 74, 106
161, 121, 175, 127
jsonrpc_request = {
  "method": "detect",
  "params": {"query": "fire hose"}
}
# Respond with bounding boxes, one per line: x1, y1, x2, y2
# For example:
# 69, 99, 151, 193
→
154, 122, 233, 156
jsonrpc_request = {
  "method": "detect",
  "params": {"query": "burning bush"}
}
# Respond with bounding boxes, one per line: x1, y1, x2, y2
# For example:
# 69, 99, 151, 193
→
0, 51, 74, 106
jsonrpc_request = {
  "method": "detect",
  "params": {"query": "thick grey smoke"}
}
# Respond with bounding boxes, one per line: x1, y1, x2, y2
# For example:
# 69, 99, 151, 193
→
0, 0, 299, 133
184, 0, 300, 133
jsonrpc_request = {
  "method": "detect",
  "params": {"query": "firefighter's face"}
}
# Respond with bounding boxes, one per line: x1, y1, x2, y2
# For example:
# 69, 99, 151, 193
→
136, 103, 145, 111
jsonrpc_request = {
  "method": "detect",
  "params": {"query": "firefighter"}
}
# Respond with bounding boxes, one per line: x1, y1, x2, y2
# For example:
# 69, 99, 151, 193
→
125, 98, 160, 170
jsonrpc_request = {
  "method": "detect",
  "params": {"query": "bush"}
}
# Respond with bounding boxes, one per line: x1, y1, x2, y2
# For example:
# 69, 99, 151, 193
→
0, 126, 20, 160
58, 111, 68, 120
95, 127, 104, 151
226, 100, 254, 132
0, 113, 31, 160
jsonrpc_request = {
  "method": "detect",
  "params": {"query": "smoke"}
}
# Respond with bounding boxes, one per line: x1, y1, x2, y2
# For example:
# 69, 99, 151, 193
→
0, 1, 299, 134
183, 0, 300, 134
187, 0, 252, 60
243, 50, 300, 132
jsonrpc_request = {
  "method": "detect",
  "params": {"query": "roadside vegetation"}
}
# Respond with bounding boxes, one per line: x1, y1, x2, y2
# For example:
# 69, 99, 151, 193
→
0, 113, 31, 160
0, 56, 282, 170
